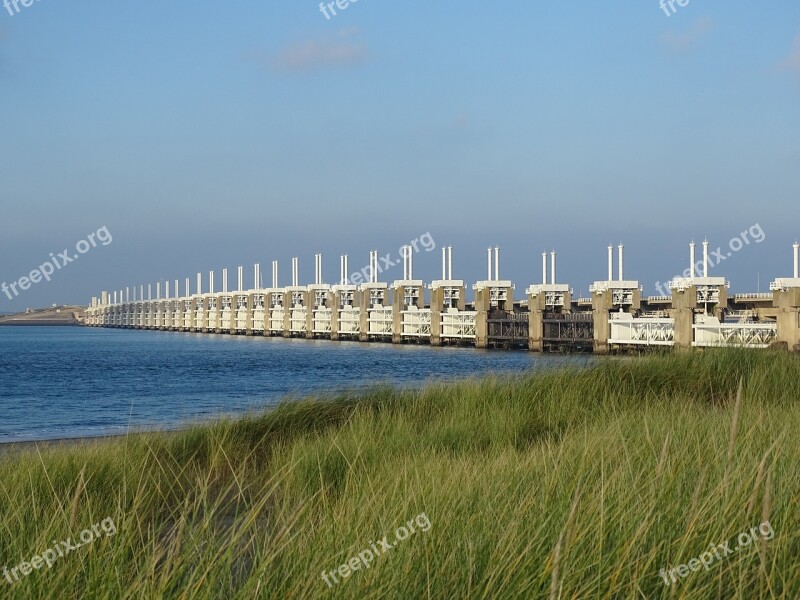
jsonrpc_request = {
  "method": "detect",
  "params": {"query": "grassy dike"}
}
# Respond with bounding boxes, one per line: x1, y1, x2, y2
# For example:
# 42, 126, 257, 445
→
1, 350, 799, 599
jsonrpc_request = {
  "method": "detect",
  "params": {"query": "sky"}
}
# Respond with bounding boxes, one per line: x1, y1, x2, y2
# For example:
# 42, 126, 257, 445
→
1, 1, 799, 310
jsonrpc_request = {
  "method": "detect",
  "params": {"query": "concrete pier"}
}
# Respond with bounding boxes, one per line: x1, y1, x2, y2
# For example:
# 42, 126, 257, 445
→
770, 243, 800, 351
670, 277, 728, 350
772, 283, 800, 351
527, 251, 572, 352
590, 245, 641, 355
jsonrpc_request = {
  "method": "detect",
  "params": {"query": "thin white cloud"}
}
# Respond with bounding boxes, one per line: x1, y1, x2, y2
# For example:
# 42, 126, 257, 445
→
661, 17, 714, 52
247, 28, 368, 74
780, 34, 800, 80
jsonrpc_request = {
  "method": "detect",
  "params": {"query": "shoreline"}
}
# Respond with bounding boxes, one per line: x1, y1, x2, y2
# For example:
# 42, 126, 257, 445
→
0, 320, 83, 326
0, 432, 130, 455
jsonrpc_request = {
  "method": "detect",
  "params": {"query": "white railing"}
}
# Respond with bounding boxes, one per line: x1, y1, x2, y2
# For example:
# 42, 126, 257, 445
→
235, 309, 248, 332
338, 307, 360, 335
313, 308, 333, 334
670, 278, 730, 291
269, 307, 285, 333
770, 278, 800, 292
290, 307, 307, 333
693, 316, 777, 348
218, 308, 230, 331
401, 308, 432, 337
609, 313, 675, 346
734, 293, 773, 302
368, 307, 393, 336
441, 310, 477, 339
253, 308, 265, 332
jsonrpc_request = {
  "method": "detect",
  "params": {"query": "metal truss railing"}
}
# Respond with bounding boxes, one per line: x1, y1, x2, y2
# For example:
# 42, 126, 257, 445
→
338, 308, 360, 335
367, 308, 393, 336
290, 308, 307, 333
269, 308, 285, 332
401, 309, 432, 337
441, 311, 477, 339
693, 322, 777, 348
313, 308, 333, 334
609, 317, 675, 346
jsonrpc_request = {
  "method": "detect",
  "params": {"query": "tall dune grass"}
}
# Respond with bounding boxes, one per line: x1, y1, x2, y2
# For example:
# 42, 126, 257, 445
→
1, 350, 798, 598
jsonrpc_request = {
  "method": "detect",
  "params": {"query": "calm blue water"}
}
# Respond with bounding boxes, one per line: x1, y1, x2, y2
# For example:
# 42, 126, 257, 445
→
0, 327, 587, 443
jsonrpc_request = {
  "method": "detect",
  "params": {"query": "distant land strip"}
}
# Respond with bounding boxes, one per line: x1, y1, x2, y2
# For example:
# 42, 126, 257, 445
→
0, 306, 85, 326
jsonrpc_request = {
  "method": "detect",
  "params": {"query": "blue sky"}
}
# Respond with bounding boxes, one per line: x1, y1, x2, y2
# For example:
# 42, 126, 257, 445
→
1, 1, 799, 309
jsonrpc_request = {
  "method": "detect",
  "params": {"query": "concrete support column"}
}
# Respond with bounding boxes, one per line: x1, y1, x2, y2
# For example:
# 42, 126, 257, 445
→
774, 288, 800, 352
591, 304, 610, 355
430, 286, 443, 347
670, 283, 726, 350
430, 283, 467, 347
670, 284, 695, 351
475, 312, 488, 348
776, 309, 800, 352
306, 290, 316, 340
473, 283, 513, 349
392, 286, 405, 345
227, 297, 236, 334
283, 291, 293, 338
226, 295, 234, 334
246, 293, 254, 336
474, 287, 490, 349
526, 288, 571, 352
358, 288, 370, 342
261, 296, 270, 337
190, 299, 197, 333
213, 296, 222, 333
330, 291, 341, 341
200, 297, 209, 333
592, 284, 641, 354
528, 304, 544, 352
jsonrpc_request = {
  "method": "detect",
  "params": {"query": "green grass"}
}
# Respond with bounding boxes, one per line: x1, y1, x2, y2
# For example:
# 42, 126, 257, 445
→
1, 350, 799, 598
